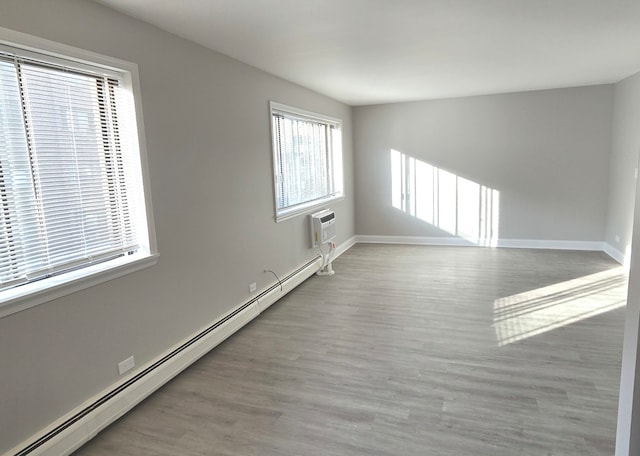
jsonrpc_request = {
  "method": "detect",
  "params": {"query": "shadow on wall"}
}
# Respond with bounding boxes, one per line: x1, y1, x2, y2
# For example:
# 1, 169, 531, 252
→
390, 149, 500, 246
493, 266, 627, 346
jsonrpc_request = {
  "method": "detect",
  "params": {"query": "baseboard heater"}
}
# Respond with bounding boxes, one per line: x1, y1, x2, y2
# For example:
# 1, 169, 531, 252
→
11, 255, 322, 456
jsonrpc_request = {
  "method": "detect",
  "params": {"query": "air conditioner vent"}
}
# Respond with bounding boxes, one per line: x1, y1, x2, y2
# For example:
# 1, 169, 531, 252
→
310, 209, 336, 247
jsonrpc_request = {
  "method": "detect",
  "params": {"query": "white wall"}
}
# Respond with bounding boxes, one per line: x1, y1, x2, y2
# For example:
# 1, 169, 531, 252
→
605, 73, 640, 261
611, 71, 640, 456
354, 86, 614, 244
0, 0, 354, 452
616, 176, 640, 456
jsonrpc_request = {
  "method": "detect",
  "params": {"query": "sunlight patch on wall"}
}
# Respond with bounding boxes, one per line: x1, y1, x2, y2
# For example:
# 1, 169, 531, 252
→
390, 149, 499, 246
493, 266, 627, 346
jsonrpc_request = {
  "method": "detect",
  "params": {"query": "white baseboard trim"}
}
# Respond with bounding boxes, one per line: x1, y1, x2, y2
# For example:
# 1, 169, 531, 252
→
496, 239, 605, 251
603, 243, 627, 265
9, 256, 323, 456
355, 235, 607, 252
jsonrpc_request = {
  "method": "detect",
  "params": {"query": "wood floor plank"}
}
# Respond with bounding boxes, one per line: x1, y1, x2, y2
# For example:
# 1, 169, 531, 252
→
74, 245, 626, 455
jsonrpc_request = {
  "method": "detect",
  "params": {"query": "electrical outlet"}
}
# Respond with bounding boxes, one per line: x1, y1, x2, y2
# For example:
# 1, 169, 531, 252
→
249, 282, 257, 293
118, 356, 135, 375
615, 235, 621, 243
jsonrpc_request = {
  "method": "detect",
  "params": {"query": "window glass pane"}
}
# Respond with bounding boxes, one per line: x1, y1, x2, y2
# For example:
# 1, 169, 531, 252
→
271, 104, 342, 218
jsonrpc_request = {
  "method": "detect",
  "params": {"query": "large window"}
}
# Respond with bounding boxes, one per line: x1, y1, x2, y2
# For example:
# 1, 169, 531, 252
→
270, 102, 343, 221
0, 30, 156, 317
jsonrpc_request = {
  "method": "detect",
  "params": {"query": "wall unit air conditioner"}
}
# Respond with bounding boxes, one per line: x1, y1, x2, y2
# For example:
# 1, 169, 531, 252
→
310, 209, 336, 247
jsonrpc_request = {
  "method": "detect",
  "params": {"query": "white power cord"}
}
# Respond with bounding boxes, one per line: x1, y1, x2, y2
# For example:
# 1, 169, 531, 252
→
317, 241, 336, 276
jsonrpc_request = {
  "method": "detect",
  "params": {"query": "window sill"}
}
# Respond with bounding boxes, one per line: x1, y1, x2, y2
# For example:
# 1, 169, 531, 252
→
0, 252, 159, 319
275, 194, 344, 223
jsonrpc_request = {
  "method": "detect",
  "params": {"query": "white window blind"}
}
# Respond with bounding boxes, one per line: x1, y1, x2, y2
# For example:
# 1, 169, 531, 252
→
270, 102, 343, 220
0, 49, 141, 291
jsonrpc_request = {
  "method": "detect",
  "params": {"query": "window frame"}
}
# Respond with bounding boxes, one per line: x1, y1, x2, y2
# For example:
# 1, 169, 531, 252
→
269, 101, 344, 222
0, 27, 158, 319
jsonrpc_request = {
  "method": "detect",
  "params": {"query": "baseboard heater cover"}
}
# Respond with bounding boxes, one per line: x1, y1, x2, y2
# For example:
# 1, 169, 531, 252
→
10, 255, 322, 456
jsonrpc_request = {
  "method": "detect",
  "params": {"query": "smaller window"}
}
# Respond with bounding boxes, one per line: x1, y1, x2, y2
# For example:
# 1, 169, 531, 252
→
270, 102, 343, 221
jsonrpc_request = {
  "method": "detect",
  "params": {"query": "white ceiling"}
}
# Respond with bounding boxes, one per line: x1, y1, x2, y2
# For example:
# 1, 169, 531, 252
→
94, 0, 640, 106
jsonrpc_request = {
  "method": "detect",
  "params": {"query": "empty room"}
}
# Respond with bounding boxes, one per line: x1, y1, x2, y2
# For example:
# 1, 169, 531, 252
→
2, 1, 640, 455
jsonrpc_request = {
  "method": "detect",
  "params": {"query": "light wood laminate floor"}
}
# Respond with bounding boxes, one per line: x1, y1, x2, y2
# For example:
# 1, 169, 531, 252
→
75, 245, 627, 456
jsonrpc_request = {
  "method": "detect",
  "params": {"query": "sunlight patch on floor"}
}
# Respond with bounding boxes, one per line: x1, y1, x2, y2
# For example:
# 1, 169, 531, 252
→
493, 266, 627, 346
